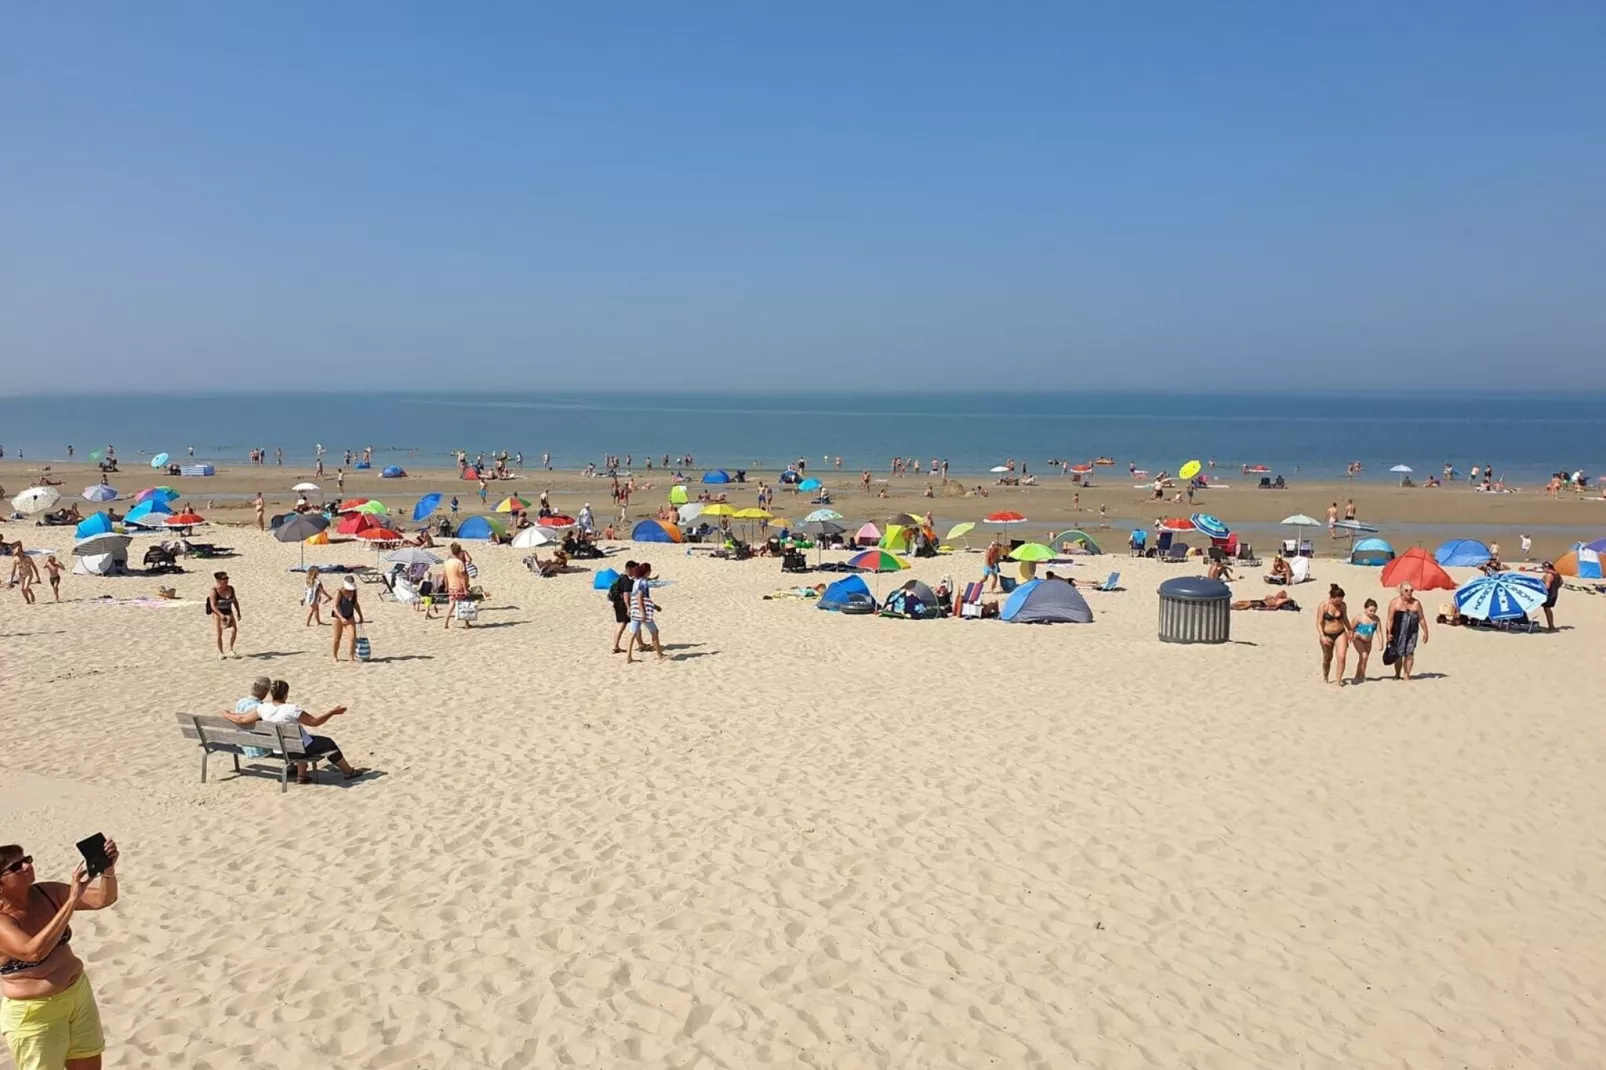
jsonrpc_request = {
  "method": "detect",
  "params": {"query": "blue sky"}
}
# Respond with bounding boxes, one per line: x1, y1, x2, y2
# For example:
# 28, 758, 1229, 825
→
4, 3, 1602, 392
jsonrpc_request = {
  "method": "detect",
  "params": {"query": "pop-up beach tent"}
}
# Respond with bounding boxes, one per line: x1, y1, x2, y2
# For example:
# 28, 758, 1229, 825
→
1000, 578, 1093, 623
819, 574, 875, 612
455, 515, 505, 540
631, 520, 683, 543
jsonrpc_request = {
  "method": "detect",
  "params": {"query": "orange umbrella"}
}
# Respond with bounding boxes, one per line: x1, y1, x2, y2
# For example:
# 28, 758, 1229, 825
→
356, 527, 401, 541
1380, 547, 1456, 590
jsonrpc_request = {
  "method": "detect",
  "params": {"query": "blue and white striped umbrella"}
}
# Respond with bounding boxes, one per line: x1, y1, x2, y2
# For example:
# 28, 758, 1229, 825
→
1454, 571, 1549, 622
82, 485, 118, 502
1189, 512, 1230, 540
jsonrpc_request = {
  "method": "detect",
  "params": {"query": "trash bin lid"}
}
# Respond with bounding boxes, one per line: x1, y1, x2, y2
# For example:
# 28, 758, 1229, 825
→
1158, 576, 1232, 601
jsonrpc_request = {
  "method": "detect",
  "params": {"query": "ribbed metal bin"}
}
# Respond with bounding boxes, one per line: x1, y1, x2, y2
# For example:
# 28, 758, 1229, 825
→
1157, 576, 1231, 644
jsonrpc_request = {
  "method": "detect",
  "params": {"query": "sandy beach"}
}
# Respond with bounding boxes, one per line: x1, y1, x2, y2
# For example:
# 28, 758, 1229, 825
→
3, 483, 1604, 1068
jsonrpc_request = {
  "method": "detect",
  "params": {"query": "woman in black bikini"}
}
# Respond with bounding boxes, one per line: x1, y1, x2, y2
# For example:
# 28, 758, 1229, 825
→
1316, 583, 1352, 685
206, 571, 242, 659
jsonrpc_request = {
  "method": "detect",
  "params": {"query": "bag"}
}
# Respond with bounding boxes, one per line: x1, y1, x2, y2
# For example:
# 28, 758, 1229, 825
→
465, 561, 479, 579
1381, 644, 1397, 667
454, 599, 479, 622
354, 627, 372, 661
204, 599, 212, 615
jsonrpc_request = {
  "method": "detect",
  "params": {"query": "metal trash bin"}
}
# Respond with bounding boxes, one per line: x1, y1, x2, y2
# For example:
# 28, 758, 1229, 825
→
1157, 576, 1231, 644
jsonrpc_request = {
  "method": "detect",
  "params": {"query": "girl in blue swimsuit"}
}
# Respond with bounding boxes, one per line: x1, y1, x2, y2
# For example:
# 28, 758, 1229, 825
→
1349, 598, 1380, 683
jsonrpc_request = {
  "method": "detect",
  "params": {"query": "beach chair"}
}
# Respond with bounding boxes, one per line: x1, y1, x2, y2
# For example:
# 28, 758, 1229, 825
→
1152, 531, 1173, 559
1163, 542, 1188, 563
1236, 542, 1260, 567
1298, 539, 1314, 557
958, 581, 985, 618
1093, 571, 1122, 591
1129, 531, 1147, 557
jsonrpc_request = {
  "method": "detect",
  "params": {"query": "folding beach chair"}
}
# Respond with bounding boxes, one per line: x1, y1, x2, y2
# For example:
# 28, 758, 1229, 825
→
1094, 571, 1122, 591
1163, 542, 1188, 563
958, 581, 985, 618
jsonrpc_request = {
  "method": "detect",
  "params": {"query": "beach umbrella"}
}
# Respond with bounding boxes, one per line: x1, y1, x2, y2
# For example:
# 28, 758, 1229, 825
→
134, 486, 179, 504
511, 526, 560, 549
848, 549, 907, 572
805, 508, 843, 522
74, 512, 113, 539
677, 503, 706, 524
494, 495, 531, 513
12, 486, 61, 515
801, 520, 845, 536
1281, 514, 1320, 527
356, 527, 402, 542
702, 503, 737, 518
798, 478, 822, 492
337, 498, 370, 512
150, 453, 169, 468
1555, 544, 1602, 579
1390, 465, 1413, 473
945, 521, 975, 543
412, 493, 442, 522
73, 532, 131, 557
1069, 463, 1093, 475
384, 548, 441, 566
274, 512, 330, 565
1189, 513, 1230, 540
1454, 571, 1548, 622
887, 512, 920, 526
733, 508, 773, 520
989, 466, 1009, 473
1380, 547, 1456, 590
668, 485, 689, 505
164, 512, 206, 527
1158, 517, 1196, 532
292, 482, 320, 494
1179, 459, 1202, 481
355, 500, 389, 515
984, 510, 1028, 526
540, 514, 576, 528
1008, 542, 1056, 562
83, 485, 118, 503
1333, 519, 1379, 537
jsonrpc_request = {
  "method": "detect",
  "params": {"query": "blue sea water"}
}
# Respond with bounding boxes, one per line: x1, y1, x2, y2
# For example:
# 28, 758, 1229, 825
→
1, 391, 1601, 485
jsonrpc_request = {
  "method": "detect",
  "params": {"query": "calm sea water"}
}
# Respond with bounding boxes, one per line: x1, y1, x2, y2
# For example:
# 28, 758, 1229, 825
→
1, 391, 1601, 484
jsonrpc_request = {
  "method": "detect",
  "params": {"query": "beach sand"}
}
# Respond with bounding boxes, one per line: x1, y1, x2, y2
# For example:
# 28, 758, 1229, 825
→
2, 512, 1604, 1068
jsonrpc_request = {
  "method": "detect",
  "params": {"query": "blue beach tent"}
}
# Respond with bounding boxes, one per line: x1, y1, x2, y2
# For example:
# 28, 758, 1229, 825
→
819, 574, 874, 612
702, 469, 731, 484
1434, 539, 1492, 568
631, 519, 682, 543
454, 515, 503, 540
593, 567, 620, 591
381, 465, 406, 478
1350, 537, 1395, 566
74, 512, 113, 539
1000, 578, 1093, 623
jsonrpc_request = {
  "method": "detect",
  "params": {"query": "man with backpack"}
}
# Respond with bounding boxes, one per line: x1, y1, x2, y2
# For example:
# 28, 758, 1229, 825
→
608, 560, 639, 654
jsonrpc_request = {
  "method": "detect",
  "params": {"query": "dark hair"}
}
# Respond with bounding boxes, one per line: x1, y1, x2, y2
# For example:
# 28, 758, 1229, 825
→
1363, 599, 1377, 610
624, 560, 638, 570
1329, 584, 1344, 598
269, 679, 290, 702
214, 571, 229, 581
637, 562, 652, 576
0, 845, 24, 872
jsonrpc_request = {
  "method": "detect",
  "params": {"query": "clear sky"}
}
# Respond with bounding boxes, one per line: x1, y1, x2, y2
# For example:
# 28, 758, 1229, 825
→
4, 3, 1602, 392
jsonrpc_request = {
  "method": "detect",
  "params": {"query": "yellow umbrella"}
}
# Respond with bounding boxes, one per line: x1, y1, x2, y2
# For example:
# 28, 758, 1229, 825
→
702, 503, 738, 517
946, 521, 975, 540
733, 508, 773, 520
494, 495, 532, 513
1179, 459, 1202, 481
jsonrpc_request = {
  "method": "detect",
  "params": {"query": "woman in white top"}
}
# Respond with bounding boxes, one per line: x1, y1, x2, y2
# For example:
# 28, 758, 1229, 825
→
235, 679, 369, 785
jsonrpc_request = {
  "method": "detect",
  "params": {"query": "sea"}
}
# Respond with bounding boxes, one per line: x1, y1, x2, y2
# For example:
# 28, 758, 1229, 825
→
1, 391, 1602, 486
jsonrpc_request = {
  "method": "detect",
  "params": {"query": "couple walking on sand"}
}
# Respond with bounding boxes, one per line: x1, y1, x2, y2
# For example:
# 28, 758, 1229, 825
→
609, 561, 665, 662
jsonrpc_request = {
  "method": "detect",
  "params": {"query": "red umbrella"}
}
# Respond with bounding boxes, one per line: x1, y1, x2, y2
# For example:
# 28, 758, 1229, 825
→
1159, 517, 1196, 531
356, 527, 402, 541
1380, 547, 1456, 590
336, 498, 370, 512
164, 512, 206, 526
1069, 463, 1093, 474
540, 514, 576, 528
984, 511, 1028, 525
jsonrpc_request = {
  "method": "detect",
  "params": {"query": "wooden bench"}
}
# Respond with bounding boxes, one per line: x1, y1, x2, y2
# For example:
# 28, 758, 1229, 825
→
174, 713, 332, 793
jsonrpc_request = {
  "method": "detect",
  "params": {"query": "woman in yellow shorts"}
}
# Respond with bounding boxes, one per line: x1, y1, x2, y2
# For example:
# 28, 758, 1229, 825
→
0, 840, 120, 1069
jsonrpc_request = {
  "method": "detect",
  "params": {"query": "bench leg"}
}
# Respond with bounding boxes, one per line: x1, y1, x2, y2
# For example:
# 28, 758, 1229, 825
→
200, 747, 209, 784
280, 760, 290, 794
231, 754, 241, 774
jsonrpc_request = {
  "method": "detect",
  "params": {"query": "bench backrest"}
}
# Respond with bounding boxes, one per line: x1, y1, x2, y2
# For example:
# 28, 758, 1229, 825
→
175, 713, 309, 756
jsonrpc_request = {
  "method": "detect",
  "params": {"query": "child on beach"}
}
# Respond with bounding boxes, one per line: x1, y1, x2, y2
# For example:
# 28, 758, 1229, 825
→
1349, 599, 1380, 683
304, 566, 330, 625
43, 553, 63, 601
9, 544, 39, 605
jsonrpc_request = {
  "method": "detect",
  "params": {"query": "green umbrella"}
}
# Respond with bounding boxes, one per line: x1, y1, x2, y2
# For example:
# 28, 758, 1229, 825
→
1008, 542, 1055, 562
356, 500, 388, 515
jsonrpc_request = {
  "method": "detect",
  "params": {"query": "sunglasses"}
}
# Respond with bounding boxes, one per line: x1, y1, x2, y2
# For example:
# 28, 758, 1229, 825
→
1, 856, 32, 876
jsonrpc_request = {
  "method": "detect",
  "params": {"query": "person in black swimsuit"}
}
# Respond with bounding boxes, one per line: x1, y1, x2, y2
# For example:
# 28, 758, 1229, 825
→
331, 576, 365, 663
206, 571, 243, 659
1316, 583, 1351, 685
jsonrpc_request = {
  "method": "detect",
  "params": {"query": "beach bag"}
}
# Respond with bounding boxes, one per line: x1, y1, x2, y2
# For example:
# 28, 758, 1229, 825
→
465, 561, 479, 579
1381, 643, 1397, 667
354, 627, 372, 661
454, 599, 479, 622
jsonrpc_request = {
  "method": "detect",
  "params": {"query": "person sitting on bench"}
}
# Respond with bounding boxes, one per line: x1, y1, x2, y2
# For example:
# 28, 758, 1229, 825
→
224, 678, 368, 784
